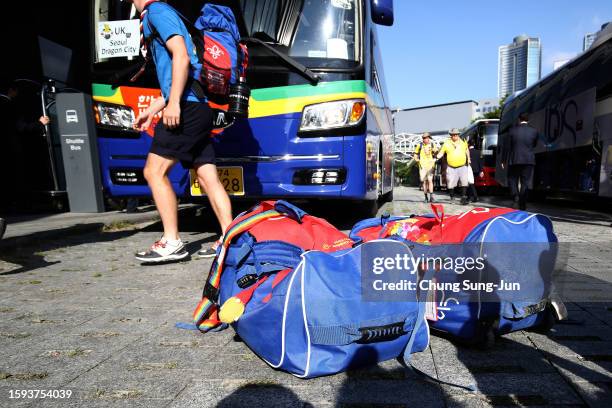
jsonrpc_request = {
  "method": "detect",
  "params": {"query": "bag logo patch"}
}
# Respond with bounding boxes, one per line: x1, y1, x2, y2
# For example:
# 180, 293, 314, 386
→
207, 44, 224, 60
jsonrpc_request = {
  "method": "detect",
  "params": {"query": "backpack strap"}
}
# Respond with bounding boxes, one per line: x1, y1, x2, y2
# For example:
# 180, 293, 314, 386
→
139, 2, 207, 99
193, 209, 283, 332
400, 264, 477, 392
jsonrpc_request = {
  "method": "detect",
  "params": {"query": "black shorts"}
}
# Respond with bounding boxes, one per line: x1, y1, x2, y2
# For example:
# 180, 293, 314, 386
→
150, 101, 214, 168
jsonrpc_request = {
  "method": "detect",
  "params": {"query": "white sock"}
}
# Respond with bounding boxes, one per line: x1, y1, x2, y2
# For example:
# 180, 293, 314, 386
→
165, 238, 182, 246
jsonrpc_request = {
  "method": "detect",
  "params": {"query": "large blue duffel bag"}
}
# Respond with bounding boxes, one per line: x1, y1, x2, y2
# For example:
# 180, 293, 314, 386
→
350, 204, 563, 345
192, 201, 431, 378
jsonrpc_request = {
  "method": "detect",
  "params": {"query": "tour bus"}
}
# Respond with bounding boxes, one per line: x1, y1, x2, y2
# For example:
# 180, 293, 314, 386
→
460, 119, 500, 189
90, 0, 395, 213
496, 26, 612, 199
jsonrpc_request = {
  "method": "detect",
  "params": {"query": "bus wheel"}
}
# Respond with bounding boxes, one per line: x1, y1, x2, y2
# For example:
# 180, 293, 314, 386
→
380, 189, 394, 203
358, 199, 379, 218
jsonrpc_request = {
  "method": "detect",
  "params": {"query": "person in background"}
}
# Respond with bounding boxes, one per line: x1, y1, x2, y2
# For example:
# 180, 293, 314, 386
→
413, 132, 438, 202
437, 128, 470, 204
126, 0, 232, 263
467, 139, 484, 202
2, 82, 51, 202
502, 112, 538, 210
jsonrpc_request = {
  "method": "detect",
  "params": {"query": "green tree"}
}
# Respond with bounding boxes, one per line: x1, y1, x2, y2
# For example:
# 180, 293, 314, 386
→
395, 161, 413, 185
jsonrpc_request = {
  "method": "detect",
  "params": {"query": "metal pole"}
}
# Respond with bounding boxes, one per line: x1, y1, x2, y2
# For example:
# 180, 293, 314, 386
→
41, 83, 60, 192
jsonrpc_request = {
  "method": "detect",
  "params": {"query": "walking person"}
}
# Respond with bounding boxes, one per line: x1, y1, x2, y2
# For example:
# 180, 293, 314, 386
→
414, 132, 438, 202
436, 128, 470, 205
467, 139, 484, 202
127, 0, 232, 263
502, 113, 538, 211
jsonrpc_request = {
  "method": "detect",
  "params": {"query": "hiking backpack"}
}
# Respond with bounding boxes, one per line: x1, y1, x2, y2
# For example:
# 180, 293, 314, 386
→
143, 2, 248, 106
194, 4, 248, 103
190, 201, 432, 378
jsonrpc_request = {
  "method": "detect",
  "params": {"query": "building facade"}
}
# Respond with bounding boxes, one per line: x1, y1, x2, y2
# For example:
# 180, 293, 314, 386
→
474, 98, 500, 117
394, 100, 477, 138
498, 35, 541, 98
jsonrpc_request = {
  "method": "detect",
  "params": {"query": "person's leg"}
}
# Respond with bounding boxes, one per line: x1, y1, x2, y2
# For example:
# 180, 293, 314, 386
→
447, 168, 456, 200
419, 168, 428, 201
426, 174, 435, 202
195, 163, 233, 234
136, 152, 188, 263
507, 165, 519, 205
468, 183, 478, 201
143, 152, 180, 240
459, 166, 469, 204
518, 165, 533, 210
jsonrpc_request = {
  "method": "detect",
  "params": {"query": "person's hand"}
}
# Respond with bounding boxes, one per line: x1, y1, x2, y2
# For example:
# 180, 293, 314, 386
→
134, 110, 154, 131
501, 162, 505, 169
479, 171, 484, 178
39, 116, 50, 126
163, 101, 181, 129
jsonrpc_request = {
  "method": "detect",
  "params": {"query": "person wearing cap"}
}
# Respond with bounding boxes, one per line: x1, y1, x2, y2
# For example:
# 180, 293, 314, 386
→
437, 128, 470, 204
413, 132, 438, 202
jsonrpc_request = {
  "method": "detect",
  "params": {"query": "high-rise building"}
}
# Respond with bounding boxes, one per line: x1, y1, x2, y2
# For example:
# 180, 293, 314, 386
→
583, 33, 597, 51
498, 35, 542, 98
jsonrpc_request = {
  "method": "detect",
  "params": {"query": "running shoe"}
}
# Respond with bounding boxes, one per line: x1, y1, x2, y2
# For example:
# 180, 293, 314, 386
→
135, 239, 188, 263
197, 239, 221, 258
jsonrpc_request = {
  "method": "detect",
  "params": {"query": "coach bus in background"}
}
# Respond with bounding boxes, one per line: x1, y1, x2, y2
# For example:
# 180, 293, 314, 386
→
460, 119, 500, 191
496, 24, 612, 200
90, 0, 395, 215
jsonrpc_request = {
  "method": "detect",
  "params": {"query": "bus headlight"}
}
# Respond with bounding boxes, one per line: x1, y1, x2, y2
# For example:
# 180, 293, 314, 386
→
299, 99, 366, 132
94, 102, 135, 130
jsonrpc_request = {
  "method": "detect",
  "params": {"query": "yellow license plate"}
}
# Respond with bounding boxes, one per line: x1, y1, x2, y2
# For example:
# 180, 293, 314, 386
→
190, 166, 244, 196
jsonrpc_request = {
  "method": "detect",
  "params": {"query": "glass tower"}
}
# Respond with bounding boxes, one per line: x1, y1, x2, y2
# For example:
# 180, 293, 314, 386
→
498, 35, 542, 98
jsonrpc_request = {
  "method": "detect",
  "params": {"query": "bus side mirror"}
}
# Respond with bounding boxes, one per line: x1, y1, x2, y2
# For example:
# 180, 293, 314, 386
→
371, 0, 394, 26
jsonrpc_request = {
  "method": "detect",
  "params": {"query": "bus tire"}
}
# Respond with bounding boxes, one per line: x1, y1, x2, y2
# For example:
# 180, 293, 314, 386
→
380, 189, 394, 203
360, 199, 379, 218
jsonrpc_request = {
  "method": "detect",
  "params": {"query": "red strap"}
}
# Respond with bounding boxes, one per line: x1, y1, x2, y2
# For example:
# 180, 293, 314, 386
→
430, 203, 445, 225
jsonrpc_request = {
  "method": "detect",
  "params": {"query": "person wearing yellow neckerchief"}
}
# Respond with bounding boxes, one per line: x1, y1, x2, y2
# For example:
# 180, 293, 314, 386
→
437, 128, 470, 204
414, 132, 438, 202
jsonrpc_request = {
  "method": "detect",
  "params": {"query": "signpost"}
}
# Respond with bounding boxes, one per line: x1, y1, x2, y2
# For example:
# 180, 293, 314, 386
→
56, 93, 105, 213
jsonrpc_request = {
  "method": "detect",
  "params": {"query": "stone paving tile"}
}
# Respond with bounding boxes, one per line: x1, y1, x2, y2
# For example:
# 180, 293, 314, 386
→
525, 331, 612, 359
26, 397, 173, 408
439, 373, 584, 404
569, 381, 612, 408
169, 378, 444, 408
1, 187, 611, 407
65, 366, 195, 401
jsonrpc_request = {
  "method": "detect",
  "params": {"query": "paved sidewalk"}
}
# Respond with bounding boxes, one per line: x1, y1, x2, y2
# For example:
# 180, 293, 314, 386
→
0, 187, 610, 407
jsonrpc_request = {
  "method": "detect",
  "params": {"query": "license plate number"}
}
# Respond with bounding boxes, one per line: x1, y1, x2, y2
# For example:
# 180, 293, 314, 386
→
190, 166, 244, 196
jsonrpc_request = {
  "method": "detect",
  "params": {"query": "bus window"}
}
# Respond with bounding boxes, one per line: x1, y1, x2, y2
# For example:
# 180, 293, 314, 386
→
291, 0, 357, 60
482, 123, 499, 167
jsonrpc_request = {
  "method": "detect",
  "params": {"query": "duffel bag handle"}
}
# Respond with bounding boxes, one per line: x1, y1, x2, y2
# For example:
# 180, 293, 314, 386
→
357, 321, 406, 344
430, 203, 445, 225
274, 200, 307, 223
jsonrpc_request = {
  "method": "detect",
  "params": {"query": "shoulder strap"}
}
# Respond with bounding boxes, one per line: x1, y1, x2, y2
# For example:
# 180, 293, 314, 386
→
192, 209, 283, 332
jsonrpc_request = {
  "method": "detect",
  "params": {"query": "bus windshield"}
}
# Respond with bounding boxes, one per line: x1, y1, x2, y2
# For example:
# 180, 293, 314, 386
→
240, 0, 359, 62
92, 0, 360, 71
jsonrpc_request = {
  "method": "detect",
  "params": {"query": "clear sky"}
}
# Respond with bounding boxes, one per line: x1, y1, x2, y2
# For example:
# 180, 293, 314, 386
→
377, 0, 610, 109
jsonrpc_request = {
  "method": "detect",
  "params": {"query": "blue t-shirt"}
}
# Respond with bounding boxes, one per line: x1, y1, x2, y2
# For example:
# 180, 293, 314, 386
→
143, 2, 203, 102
